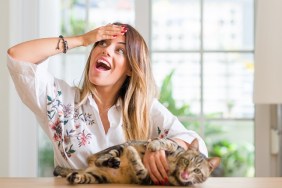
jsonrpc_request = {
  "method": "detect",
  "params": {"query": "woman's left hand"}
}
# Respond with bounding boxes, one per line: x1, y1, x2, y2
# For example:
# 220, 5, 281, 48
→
143, 149, 169, 185
80, 24, 126, 47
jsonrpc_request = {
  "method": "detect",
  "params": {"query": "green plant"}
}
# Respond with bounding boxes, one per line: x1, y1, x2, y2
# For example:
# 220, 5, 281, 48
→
61, 0, 86, 36
209, 140, 254, 177
38, 138, 54, 177
159, 70, 192, 117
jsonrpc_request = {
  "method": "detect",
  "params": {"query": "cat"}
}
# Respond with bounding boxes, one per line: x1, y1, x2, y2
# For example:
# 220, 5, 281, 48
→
53, 138, 220, 186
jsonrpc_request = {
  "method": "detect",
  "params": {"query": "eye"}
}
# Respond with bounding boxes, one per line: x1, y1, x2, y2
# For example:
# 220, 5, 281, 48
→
193, 169, 201, 174
98, 40, 107, 47
116, 48, 125, 55
182, 158, 189, 165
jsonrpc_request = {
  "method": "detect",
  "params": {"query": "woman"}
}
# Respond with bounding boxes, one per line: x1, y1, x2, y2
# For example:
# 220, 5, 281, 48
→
7, 23, 207, 184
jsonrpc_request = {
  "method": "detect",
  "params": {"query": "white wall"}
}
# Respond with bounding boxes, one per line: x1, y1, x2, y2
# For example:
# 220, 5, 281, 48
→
0, 0, 11, 177
254, 0, 282, 177
0, 0, 39, 177
0, 0, 61, 177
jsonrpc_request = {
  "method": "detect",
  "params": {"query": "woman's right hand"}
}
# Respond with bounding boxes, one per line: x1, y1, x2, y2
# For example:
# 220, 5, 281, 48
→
80, 24, 126, 47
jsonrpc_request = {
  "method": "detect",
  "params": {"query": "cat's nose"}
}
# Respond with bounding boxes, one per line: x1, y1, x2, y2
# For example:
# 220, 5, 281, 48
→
181, 171, 189, 180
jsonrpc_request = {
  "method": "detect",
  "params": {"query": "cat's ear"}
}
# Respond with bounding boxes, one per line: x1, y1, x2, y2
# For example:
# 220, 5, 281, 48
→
189, 138, 199, 151
208, 157, 221, 172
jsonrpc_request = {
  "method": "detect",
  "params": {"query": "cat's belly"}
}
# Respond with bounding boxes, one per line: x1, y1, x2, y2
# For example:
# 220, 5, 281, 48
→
97, 167, 134, 184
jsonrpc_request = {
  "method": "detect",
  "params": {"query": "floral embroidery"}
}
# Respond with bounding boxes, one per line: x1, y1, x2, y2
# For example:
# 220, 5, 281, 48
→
157, 127, 169, 138
64, 129, 76, 145
47, 89, 65, 148
74, 108, 96, 126
47, 82, 95, 159
64, 144, 76, 158
84, 113, 95, 125
77, 130, 92, 147
49, 118, 63, 143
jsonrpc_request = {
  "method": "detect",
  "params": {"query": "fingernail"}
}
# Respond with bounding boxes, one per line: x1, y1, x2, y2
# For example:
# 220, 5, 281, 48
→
113, 35, 117, 37
160, 180, 165, 185
154, 181, 159, 185
164, 177, 169, 183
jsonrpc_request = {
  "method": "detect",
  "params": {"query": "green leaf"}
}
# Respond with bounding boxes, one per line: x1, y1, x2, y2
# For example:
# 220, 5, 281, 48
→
47, 96, 52, 102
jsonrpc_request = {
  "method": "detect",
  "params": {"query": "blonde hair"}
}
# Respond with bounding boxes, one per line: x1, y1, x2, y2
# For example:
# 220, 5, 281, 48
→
79, 23, 158, 141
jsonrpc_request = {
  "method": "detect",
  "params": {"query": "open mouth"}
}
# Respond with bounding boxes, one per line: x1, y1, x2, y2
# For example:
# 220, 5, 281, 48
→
179, 171, 190, 182
96, 59, 111, 71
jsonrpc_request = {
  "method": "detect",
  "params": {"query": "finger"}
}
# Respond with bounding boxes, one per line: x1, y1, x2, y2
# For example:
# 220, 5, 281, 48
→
104, 24, 125, 33
148, 154, 164, 183
159, 150, 169, 172
143, 157, 159, 185
156, 151, 169, 179
146, 163, 159, 185
100, 30, 126, 39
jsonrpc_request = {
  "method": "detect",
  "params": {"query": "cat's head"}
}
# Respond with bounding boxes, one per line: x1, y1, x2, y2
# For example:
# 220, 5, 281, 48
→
174, 139, 220, 186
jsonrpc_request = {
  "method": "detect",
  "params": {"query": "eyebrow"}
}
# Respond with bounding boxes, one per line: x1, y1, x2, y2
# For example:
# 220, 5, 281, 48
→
117, 42, 126, 45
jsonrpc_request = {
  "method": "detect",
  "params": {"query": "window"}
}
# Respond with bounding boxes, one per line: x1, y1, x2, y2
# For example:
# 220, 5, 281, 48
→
38, 0, 254, 177
151, 0, 254, 177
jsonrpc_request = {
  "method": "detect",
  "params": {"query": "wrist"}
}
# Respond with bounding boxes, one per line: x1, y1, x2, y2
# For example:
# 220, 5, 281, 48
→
77, 35, 87, 47
66, 35, 85, 48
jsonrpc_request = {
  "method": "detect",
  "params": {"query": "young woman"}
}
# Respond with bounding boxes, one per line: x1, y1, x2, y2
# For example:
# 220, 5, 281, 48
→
7, 23, 207, 184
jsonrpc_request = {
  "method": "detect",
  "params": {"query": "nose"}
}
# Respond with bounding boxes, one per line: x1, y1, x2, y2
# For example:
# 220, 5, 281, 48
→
102, 46, 113, 57
102, 50, 109, 56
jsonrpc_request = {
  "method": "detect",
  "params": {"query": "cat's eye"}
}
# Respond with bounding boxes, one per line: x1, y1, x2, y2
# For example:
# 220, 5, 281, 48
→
182, 159, 189, 165
194, 169, 201, 174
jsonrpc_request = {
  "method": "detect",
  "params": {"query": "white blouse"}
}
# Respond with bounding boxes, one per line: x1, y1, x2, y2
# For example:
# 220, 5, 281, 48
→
7, 55, 208, 169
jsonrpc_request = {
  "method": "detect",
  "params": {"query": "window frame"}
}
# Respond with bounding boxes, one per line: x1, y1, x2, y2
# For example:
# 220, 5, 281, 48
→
148, 0, 255, 137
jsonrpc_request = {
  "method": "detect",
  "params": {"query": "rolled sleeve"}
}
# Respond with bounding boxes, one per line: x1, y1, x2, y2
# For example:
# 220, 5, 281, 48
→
7, 55, 54, 123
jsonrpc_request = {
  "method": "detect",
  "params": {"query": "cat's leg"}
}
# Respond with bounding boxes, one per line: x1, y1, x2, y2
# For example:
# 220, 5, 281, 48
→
93, 145, 124, 168
66, 168, 108, 184
53, 165, 78, 177
147, 138, 180, 153
127, 146, 149, 184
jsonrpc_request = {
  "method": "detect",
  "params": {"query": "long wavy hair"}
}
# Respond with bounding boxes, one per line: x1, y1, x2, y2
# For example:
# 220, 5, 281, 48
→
79, 22, 158, 141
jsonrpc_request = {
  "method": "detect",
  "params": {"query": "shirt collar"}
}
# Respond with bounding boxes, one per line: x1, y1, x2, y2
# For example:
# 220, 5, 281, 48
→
87, 94, 122, 111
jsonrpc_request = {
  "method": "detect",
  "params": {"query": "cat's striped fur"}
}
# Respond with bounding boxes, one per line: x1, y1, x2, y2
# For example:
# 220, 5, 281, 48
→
53, 138, 220, 186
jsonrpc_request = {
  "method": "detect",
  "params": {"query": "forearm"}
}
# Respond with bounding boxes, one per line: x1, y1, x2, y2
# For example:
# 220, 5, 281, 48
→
7, 24, 125, 64
7, 35, 83, 64
170, 138, 189, 150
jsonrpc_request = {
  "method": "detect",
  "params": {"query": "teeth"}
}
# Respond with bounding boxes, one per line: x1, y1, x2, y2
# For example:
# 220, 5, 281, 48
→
97, 59, 110, 68
96, 59, 111, 70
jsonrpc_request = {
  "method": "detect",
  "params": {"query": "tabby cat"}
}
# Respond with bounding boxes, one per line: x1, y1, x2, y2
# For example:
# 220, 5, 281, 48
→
53, 138, 220, 186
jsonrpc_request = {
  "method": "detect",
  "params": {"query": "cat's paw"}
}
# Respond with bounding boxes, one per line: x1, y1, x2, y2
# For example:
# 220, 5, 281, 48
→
147, 140, 161, 152
66, 172, 81, 184
53, 166, 70, 177
107, 157, 120, 168
53, 166, 62, 177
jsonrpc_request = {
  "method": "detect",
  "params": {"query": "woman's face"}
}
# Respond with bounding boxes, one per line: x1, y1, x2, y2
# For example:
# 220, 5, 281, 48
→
88, 35, 131, 91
